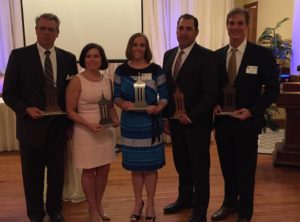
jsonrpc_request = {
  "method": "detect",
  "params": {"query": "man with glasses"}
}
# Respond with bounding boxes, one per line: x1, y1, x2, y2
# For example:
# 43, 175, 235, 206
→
3, 13, 77, 222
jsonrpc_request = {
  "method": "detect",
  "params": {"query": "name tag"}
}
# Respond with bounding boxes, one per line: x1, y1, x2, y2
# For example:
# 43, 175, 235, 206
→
141, 73, 152, 81
246, 66, 258, 74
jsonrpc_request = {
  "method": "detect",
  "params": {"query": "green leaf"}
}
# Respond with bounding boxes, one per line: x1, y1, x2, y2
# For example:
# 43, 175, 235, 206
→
274, 17, 290, 29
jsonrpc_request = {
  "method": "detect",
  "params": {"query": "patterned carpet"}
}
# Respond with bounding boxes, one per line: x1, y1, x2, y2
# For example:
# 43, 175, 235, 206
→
258, 129, 285, 154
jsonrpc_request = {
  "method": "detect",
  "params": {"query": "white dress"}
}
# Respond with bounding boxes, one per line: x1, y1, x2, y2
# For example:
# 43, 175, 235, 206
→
72, 73, 115, 169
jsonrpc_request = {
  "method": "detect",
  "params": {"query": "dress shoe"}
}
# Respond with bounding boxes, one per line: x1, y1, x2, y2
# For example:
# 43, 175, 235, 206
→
49, 212, 65, 222
163, 200, 192, 214
100, 213, 111, 221
211, 206, 236, 220
237, 218, 250, 222
130, 200, 144, 221
30, 219, 43, 222
186, 214, 207, 222
145, 215, 156, 222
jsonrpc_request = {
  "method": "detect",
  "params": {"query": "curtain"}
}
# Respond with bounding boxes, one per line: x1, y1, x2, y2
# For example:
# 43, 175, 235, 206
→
143, 0, 234, 64
0, 0, 23, 73
291, 0, 300, 75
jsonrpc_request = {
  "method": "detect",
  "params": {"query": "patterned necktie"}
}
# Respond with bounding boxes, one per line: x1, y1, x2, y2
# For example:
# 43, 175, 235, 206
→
227, 48, 237, 85
173, 50, 184, 81
44, 50, 54, 87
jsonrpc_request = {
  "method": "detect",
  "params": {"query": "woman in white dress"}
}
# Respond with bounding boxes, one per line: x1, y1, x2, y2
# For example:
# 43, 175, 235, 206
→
66, 43, 119, 222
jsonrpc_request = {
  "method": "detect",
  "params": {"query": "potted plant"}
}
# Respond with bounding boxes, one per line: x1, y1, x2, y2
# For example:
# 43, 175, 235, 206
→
258, 17, 292, 68
257, 18, 292, 133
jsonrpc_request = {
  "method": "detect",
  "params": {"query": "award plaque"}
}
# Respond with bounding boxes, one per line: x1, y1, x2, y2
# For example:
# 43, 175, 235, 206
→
98, 92, 114, 127
42, 86, 65, 116
218, 85, 236, 115
131, 73, 147, 110
173, 87, 186, 119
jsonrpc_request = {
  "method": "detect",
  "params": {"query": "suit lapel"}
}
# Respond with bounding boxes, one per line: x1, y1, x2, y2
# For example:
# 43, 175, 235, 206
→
55, 48, 64, 89
165, 48, 178, 82
234, 42, 251, 84
32, 44, 46, 83
175, 45, 197, 83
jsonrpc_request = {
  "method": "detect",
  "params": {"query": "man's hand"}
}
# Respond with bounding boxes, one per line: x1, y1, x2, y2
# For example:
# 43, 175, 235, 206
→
178, 113, 192, 125
163, 119, 170, 135
213, 105, 222, 115
26, 107, 44, 119
231, 108, 252, 121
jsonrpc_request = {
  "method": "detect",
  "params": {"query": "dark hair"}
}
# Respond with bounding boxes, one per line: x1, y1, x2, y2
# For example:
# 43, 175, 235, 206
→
35, 13, 60, 32
226, 7, 250, 25
125, 33, 152, 63
79, 43, 108, 70
177, 13, 199, 30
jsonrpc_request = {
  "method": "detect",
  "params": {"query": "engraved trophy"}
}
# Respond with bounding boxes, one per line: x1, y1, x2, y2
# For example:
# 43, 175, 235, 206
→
42, 86, 65, 115
218, 85, 236, 115
132, 73, 147, 110
98, 92, 114, 127
173, 87, 186, 119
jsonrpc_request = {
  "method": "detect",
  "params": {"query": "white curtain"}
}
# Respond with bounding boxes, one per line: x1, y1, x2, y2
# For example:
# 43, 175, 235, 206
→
0, 0, 23, 73
291, 0, 300, 75
143, 0, 234, 64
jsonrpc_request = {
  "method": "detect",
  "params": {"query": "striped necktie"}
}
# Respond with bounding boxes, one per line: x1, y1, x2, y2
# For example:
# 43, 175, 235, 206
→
44, 50, 54, 87
173, 50, 184, 81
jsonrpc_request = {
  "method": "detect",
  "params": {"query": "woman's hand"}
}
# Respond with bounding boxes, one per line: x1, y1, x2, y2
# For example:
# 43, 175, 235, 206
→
120, 100, 135, 111
146, 104, 164, 115
87, 123, 103, 133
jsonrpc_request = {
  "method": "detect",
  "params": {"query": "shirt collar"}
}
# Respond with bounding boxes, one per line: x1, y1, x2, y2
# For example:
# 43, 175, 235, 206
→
179, 42, 195, 55
227, 38, 247, 54
37, 42, 55, 54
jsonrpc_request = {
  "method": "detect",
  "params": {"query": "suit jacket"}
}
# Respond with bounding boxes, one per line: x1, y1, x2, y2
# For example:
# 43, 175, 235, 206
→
162, 43, 218, 127
3, 43, 78, 146
214, 41, 280, 131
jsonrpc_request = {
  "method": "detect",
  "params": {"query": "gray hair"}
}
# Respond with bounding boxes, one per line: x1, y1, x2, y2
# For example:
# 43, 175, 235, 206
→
35, 13, 60, 32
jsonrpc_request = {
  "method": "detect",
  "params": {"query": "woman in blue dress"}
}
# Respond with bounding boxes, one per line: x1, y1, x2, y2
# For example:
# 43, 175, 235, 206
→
114, 33, 168, 222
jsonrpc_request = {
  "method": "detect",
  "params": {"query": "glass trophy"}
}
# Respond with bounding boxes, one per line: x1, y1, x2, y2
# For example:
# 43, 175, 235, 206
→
132, 73, 147, 110
172, 87, 186, 119
98, 92, 114, 127
42, 86, 65, 116
218, 85, 236, 115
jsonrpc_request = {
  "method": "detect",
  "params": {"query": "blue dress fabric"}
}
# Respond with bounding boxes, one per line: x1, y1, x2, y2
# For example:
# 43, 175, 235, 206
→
114, 63, 168, 171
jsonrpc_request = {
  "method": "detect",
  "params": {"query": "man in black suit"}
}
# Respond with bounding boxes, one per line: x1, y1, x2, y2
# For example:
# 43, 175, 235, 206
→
211, 8, 280, 222
162, 14, 218, 222
3, 13, 77, 222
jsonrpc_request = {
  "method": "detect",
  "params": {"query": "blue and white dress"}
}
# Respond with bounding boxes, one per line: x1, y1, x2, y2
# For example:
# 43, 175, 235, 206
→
114, 63, 168, 171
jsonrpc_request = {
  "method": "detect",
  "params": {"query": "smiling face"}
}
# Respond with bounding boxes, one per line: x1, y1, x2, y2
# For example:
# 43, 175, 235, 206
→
35, 18, 59, 49
176, 18, 199, 49
84, 48, 102, 71
227, 13, 248, 47
131, 36, 146, 61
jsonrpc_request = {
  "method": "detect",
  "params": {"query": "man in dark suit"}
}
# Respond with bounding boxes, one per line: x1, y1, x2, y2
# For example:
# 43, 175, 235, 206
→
3, 13, 77, 222
162, 14, 218, 222
211, 8, 280, 222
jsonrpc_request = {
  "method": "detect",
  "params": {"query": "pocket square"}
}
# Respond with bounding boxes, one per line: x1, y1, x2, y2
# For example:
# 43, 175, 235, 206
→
66, 74, 74, 80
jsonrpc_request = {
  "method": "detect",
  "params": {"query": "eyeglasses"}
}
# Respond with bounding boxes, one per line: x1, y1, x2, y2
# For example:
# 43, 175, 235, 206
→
38, 27, 57, 33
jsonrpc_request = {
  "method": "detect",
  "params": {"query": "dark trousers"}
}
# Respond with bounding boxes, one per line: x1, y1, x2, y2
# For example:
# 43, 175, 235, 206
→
215, 117, 259, 219
19, 120, 65, 220
169, 119, 211, 217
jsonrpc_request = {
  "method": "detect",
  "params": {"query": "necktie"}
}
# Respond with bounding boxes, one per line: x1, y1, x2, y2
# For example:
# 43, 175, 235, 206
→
173, 50, 184, 81
227, 48, 237, 85
44, 50, 54, 87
